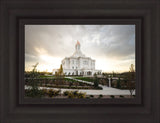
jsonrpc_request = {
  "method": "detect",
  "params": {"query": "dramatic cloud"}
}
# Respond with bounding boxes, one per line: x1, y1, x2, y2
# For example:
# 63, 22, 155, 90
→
25, 25, 135, 72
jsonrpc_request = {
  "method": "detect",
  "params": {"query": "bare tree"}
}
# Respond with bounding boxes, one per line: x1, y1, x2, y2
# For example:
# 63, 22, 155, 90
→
126, 64, 136, 97
129, 64, 135, 72
55, 64, 64, 95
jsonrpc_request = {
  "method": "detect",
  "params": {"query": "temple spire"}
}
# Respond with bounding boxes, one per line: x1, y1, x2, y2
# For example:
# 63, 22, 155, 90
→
77, 40, 80, 45
72, 40, 85, 57
75, 40, 80, 51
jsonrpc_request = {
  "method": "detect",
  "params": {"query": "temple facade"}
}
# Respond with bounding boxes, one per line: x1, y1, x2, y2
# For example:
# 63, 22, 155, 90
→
53, 41, 101, 76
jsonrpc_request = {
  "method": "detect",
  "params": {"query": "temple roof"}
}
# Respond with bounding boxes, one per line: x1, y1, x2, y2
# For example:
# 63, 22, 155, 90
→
71, 51, 85, 57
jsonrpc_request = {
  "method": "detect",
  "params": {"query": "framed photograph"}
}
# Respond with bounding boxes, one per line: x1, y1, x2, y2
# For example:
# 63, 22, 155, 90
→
24, 24, 136, 99
0, 0, 159, 123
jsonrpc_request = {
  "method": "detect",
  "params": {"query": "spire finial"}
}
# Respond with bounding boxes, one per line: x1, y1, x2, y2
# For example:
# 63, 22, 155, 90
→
77, 40, 80, 45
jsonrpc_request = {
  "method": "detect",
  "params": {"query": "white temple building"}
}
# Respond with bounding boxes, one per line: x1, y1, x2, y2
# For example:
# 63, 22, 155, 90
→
53, 41, 101, 76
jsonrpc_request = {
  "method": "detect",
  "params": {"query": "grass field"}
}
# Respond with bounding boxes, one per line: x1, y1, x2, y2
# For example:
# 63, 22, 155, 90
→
39, 75, 55, 78
74, 77, 94, 82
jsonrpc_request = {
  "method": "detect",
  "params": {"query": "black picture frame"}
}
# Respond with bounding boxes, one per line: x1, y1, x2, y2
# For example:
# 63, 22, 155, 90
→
0, 0, 159, 123
20, 19, 140, 105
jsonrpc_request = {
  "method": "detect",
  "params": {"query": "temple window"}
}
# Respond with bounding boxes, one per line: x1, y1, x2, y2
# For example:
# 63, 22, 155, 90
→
83, 60, 88, 65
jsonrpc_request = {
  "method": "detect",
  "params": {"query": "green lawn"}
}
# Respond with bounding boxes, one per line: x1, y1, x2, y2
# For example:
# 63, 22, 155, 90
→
74, 77, 94, 82
39, 75, 55, 78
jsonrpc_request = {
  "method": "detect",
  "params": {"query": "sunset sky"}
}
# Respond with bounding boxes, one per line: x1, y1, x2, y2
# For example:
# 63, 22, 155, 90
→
25, 25, 135, 73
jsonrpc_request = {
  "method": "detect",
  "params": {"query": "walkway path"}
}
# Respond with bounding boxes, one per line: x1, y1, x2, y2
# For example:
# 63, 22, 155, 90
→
65, 77, 135, 95
66, 77, 94, 85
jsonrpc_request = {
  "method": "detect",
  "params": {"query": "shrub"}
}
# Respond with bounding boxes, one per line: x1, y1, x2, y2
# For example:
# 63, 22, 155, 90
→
110, 95, 115, 98
66, 91, 86, 98
90, 95, 94, 98
48, 89, 54, 97
25, 88, 44, 97
95, 86, 103, 90
79, 82, 84, 86
99, 94, 103, 98
47, 89, 60, 97
117, 78, 121, 88
73, 91, 79, 97
63, 91, 70, 96
119, 95, 124, 98
68, 92, 74, 98
94, 80, 99, 88
69, 82, 73, 87
42, 89, 48, 95
53, 89, 61, 96
78, 92, 86, 98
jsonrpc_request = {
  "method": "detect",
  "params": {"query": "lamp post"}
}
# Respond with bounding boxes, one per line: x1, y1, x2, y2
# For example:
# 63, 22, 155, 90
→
109, 75, 111, 87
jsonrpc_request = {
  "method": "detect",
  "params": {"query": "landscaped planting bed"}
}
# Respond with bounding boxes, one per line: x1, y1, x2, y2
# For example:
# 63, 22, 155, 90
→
25, 88, 133, 99
25, 78, 102, 90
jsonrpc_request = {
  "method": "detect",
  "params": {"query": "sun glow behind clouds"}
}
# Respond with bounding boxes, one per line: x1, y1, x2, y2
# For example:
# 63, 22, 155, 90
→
95, 57, 135, 73
25, 47, 63, 72
25, 55, 62, 72
38, 55, 62, 72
